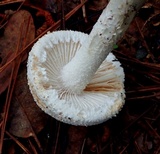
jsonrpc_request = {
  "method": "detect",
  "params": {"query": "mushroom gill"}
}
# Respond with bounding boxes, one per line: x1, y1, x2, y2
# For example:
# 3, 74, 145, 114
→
27, 30, 125, 126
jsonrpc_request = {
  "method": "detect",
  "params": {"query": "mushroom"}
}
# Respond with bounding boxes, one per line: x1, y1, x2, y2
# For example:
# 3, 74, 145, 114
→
27, 0, 146, 126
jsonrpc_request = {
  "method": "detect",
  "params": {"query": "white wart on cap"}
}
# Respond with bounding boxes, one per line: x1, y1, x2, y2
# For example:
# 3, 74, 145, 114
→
27, 30, 125, 126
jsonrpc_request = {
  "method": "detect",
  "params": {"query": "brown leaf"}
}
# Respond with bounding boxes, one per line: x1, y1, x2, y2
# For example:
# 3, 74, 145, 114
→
0, 10, 35, 94
9, 66, 48, 138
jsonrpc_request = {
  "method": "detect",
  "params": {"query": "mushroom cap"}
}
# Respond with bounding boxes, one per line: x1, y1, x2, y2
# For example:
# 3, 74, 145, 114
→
27, 30, 125, 126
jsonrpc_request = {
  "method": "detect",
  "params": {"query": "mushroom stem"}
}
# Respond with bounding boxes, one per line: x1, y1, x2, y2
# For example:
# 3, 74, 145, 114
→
61, 0, 146, 94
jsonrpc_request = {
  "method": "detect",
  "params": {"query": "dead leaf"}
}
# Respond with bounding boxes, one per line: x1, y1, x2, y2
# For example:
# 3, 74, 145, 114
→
0, 10, 35, 94
9, 66, 48, 138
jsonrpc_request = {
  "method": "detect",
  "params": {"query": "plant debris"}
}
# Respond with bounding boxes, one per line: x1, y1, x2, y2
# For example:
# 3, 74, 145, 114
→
0, 9, 35, 94
9, 67, 48, 138
0, 0, 160, 153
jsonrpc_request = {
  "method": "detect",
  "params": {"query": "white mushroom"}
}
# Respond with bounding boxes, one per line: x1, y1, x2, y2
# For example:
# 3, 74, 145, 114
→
27, 0, 146, 126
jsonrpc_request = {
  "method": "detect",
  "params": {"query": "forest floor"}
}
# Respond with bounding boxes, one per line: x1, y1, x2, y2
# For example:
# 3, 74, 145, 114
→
0, 0, 160, 153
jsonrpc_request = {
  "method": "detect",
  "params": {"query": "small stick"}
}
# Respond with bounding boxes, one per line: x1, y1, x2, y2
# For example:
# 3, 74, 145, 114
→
0, 0, 24, 5
80, 0, 88, 23
5, 131, 31, 154
0, 0, 88, 73
61, 0, 65, 30
135, 19, 155, 63
0, 22, 25, 153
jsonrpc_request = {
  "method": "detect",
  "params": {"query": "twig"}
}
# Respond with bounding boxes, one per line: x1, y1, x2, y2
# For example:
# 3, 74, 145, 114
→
16, 0, 25, 12
126, 92, 160, 101
0, 21, 25, 153
120, 104, 155, 134
0, 14, 7, 27
28, 139, 38, 154
5, 131, 31, 154
127, 85, 160, 94
134, 141, 142, 154
114, 50, 160, 71
0, 0, 24, 5
80, 138, 86, 154
0, 0, 88, 73
142, 13, 160, 30
0, 20, 8, 29
135, 19, 155, 62
119, 144, 129, 154
80, 0, 88, 22
53, 122, 61, 154
145, 120, 160, 139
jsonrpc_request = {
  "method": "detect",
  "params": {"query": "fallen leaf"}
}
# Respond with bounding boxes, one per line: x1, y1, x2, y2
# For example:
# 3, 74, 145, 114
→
9, 66, 48, 138
0, 10, 35, 94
